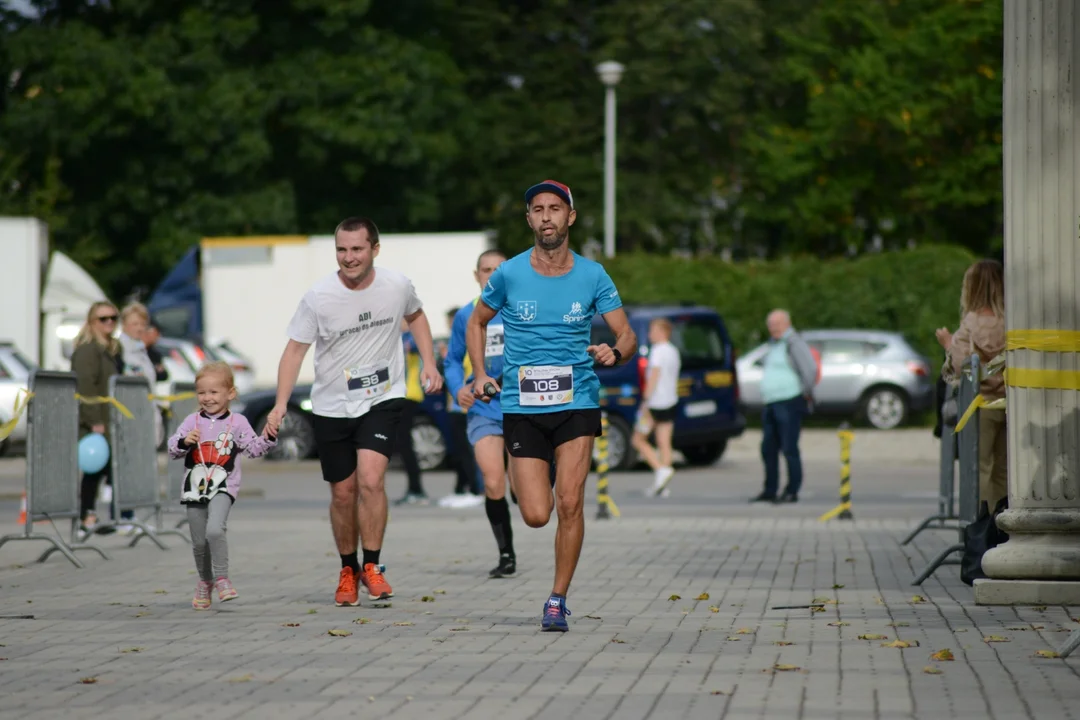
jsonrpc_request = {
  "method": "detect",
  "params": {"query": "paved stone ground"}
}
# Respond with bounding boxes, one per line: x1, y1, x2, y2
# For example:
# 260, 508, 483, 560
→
1, 440, 1079, 719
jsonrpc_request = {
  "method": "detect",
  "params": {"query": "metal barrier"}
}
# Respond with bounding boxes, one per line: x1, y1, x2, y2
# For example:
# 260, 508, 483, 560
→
902, 399, 960, 545
93, 376, 187, 549
911, 355, 981, 585
0, 371, 109, 567
160, 382, 198, 529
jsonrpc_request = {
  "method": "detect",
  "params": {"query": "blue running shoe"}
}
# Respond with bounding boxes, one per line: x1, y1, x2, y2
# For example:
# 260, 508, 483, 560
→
541, 595, 571, 632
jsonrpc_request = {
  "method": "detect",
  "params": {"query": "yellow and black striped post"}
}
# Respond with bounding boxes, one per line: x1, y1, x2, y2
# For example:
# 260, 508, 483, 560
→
819, 422, 854, 522
595, 412, 621, 519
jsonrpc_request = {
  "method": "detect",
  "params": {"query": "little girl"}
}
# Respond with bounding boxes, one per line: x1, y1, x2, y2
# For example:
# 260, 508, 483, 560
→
168, 361, 276, 609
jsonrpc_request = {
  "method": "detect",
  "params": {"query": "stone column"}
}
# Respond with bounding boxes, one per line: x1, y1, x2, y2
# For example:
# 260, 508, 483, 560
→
975, 0, 1080, 605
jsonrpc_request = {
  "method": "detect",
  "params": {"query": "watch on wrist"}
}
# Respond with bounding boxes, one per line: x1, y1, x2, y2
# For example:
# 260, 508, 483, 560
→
610, 348, 623, 366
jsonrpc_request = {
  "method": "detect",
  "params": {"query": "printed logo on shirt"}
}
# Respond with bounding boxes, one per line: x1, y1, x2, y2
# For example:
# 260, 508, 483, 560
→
374, 433, 388, 441
516, 300, 538, 323
563, 301, 587, 323
608, 289, 619, 300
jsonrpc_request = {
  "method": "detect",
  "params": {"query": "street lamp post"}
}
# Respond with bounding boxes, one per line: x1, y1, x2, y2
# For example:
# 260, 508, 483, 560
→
595, 60, 624, 259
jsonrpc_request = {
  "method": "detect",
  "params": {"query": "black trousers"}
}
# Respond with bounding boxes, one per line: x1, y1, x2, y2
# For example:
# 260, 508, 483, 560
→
448, 412, 478, 494
395, 400, 424, 495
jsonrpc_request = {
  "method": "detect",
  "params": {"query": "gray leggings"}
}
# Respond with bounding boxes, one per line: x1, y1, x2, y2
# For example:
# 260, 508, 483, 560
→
186, 494, 233, 581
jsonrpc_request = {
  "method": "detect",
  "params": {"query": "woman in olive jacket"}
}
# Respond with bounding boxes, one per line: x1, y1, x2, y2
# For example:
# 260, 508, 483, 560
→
70, 301, 123, 529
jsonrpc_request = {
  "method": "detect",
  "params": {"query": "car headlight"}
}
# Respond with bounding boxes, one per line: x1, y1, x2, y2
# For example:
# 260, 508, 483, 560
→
231, 401, 246, 415
300, 398, 313, 412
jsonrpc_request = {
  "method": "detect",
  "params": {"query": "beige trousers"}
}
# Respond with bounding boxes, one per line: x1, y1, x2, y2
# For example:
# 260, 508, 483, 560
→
978, 408, 1008, 510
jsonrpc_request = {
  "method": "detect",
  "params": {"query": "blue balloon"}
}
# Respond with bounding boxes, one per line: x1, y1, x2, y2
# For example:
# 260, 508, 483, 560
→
78, 433, 110, 475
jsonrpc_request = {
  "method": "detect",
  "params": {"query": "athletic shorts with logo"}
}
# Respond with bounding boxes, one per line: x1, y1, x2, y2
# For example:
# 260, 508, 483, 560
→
312, 398, 405, 483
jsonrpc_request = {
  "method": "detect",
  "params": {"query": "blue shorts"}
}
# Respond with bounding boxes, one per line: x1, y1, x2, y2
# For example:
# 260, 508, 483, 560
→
467, 413, 503, 445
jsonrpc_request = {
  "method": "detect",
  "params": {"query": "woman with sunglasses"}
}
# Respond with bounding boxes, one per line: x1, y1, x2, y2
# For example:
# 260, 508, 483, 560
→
71, 301, 124, 534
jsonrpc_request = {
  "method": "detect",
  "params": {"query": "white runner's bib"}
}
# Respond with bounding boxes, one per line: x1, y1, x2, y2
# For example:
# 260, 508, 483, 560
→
486, 324, 505, 358
346, 365, 392, 400
518, 366, 573, 407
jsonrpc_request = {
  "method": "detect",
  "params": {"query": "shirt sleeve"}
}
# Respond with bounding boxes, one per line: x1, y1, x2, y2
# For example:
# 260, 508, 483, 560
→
403, 276, 423, 316
480, 265, 507, 312
444, 307, 469, 397
594, 266, 623, 315
285, 292, 319, 344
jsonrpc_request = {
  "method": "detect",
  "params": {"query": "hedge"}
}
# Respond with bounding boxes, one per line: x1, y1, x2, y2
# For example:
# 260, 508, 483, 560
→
603, 244, 978, 366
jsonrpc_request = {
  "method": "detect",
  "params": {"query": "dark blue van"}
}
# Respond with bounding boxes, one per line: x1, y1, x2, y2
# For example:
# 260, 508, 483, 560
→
590, 305, 745, 470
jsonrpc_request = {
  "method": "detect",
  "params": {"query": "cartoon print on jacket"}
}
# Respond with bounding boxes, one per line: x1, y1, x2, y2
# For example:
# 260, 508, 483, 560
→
182, 429, 236, 502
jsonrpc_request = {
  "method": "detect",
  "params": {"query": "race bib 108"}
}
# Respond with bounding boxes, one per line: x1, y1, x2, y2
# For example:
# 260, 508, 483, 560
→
518, 365, 573, 407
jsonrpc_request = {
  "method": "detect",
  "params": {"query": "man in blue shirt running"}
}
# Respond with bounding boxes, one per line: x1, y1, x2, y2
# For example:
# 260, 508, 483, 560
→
445, 249, 518, 578
468, 179, 637, 632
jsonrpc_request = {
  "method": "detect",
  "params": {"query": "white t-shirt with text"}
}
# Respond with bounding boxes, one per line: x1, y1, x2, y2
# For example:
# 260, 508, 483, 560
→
286, 268, 423, 418
646, 340, 681, 410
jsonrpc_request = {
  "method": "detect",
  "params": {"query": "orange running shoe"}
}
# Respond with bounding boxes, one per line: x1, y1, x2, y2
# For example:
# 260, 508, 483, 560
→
359, 563, 393, 601
334, 567, 360, 607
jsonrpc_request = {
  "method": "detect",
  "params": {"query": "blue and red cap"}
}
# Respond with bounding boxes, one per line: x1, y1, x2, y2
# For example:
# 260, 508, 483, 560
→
524, 180, 574, 209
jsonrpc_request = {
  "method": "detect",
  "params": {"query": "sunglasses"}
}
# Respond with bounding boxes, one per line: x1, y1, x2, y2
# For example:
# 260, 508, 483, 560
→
96, 315, 118, 323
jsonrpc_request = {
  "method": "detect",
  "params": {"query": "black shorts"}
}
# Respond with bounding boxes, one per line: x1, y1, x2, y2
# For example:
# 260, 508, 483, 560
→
649, 405, 678, 423
312, 398, 406, 483
503, 409, 603, 460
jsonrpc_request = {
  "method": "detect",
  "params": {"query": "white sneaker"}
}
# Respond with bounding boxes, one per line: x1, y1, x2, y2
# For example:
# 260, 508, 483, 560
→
439, 494, 485, 509
649, 467, 675, 497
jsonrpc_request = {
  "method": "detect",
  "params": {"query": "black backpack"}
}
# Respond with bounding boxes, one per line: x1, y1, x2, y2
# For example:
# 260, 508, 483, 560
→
961, 497, 1009, 586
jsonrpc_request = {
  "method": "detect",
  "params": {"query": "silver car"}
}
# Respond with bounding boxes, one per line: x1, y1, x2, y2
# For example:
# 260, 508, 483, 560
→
0, 342, 35, 454
736, 330, 934, 429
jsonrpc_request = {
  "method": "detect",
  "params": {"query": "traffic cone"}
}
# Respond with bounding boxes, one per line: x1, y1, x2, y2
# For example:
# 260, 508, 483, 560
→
17, 492, 26, 524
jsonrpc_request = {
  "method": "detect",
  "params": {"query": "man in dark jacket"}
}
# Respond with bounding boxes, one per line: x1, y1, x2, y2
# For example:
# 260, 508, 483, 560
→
143, 323, 169, 382
750, 309, 817, 504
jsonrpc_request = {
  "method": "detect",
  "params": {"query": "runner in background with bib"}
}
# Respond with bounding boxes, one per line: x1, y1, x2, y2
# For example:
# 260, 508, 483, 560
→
445, 249, 518, 578
265, 216, 443, 608
467, 180, 637, 632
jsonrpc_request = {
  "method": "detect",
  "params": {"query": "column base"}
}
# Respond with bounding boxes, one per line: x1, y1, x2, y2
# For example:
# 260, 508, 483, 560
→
974, 579, 1080, 606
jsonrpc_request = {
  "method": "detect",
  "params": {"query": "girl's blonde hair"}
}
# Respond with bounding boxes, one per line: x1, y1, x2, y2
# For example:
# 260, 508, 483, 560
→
120, 302, 150, 324
650, 318, 673, 338
196, 360, 236, 389
74, 301, 122, 354
960, 259, 1005, 319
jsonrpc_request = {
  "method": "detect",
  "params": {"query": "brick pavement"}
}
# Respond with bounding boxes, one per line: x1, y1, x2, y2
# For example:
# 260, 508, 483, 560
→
2, 480, 1080, 720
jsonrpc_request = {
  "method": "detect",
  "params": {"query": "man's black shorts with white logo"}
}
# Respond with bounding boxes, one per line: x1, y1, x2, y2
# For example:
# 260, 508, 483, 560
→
649, 405, 677, 423
312, 398, 405, 483
503, 409, 603, 460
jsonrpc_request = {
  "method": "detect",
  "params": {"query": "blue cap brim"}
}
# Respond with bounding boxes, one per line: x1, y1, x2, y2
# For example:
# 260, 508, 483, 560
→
525, 183, 573, 209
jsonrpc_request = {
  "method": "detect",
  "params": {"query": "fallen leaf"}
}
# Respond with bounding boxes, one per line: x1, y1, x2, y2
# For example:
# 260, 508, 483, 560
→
736, 628, 755, 635
227, 674, 253, 683
119, 647, 144, 654
910, 595, 927, 604
922, 666, 943, 675
328, 629, 352, 637
832, 584, 845, 590
955, 628, 968, 633
432, 637, 447, 643
695, 592, 710, 601
874, 597, 885, 605
811, 596, 831, 604
611, 637, 626, 644
774, 641, 795, 646
983, 635, 1010, 643
710, 690, 729, 695
585, 615, 601, 620
421, 596, 434, 603
434, 589, 446, 595
930, 649, 955, 661
709, 606, 719, 613
133, 612, 150, 618
731, 545, 740, 550
1035, 650, 1061, 658
1032, 605, 1048, 612
78, 677, 98, 685
307, 609, 318, 615
770, 664, 801, 672
828, 621, 850, 627
810, 607, 826, 613
726, 637, 741, 641
887, 622, 910, 628
450, 627, 468, 632
153, 589, 168, 595
845, 557, 855, 562
424, 611, 433, 615
392, 622, 414, 627
282, 623, 300, 628
353, 618, 371, 625
882, 640, 918, 648
858, 634, 888, 640
668, 594, 681, 601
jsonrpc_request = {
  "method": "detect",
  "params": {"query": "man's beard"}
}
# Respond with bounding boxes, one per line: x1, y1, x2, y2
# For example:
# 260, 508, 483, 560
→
535, 227, 568, 250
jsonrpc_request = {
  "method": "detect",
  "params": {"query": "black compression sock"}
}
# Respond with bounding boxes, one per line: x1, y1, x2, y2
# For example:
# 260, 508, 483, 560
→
341, 552, 360, 574
362, 548, 381, 568
485, 496, 514, 556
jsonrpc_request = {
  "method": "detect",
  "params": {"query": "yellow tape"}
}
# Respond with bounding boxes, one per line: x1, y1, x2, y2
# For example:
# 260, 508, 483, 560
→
954, 394, 987, 433
75, 394, 134, 419
149, 392, 196, 403
0, 389, 34, 441
818, 502, 852, 523
1007, 330, 1080, 353
1005, 368, 1080, 391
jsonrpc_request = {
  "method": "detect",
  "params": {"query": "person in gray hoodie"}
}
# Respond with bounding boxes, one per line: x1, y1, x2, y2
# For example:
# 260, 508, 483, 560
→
118, 303, 156, 381
749, 309, 818, 504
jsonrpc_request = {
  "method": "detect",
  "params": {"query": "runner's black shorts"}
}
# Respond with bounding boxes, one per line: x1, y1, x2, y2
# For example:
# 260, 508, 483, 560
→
503, 409, 603, 460
649, 405, 678, 423
312, 398, 405, 483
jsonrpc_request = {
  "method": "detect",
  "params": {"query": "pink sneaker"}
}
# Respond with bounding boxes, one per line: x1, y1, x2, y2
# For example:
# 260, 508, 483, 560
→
192, 580, 212, 610
214, 577, 238, 602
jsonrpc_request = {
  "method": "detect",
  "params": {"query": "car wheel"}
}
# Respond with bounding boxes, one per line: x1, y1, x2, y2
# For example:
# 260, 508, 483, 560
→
258, 408, 317, 460
861, 387, 908, 430
681, 440, 728, 467
412, 415, 447, 471
0, 436, 8, 457
596, 414, 634, 471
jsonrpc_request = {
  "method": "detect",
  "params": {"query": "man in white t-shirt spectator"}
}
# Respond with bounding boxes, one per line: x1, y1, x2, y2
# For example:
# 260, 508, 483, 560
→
264, 216, 442, 608
632, 318, 682, 497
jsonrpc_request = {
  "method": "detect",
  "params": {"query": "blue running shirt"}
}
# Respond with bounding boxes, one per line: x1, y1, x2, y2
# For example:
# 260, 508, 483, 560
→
480, 250, 623, 414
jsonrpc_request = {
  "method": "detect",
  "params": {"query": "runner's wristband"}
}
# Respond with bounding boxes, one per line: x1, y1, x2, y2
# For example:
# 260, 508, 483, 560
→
610, 348, 622, 366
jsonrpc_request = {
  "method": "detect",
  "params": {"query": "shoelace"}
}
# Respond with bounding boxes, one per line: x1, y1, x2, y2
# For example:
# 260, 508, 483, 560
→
545, 600, 571, 618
